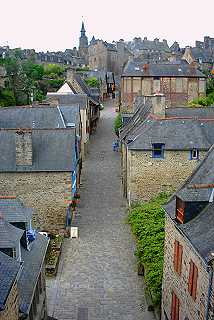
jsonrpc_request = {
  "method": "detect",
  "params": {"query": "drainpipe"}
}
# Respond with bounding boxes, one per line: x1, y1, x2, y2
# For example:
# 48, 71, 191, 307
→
206, 265, 213, 320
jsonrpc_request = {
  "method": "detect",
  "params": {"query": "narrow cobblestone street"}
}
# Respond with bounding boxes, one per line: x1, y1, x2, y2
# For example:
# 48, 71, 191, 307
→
46, 100, 155, 320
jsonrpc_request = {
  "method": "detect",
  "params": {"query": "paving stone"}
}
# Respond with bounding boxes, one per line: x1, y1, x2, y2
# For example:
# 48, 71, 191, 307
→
46, 100, 155, 320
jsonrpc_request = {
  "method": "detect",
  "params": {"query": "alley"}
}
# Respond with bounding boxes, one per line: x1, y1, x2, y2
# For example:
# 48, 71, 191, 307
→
46, 100, 155, 320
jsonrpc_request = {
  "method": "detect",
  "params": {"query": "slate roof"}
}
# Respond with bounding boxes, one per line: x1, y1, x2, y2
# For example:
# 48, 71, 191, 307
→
120, 97, 152, 141
47, 92, 88, 109
164, 145, 214, 263
0, 218, 24, 248
0, 128, 76, 172
191, 47, 214, 63
0, 106, 65, 129
0, 251, 21, 311
59, 105, 80, 127
166, 107, 214, 119
72, 73, 100, 105
18, 232, 49, 315
122, 59, 206, 77
127, 118, 214, 151
0, 198, 33, 223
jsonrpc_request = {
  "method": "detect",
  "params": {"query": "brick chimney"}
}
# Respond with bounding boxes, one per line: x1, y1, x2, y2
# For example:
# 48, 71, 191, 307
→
15, 129, 33, 166
150, 94, 166, 118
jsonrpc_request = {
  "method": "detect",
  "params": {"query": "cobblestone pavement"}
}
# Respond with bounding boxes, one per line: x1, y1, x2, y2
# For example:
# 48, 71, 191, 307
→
46, 100, 155, 320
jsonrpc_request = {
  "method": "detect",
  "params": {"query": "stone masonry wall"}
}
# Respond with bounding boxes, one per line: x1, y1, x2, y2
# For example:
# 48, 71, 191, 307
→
127, 150, 207, 202
0, 172, 72, 232
0, 281, 19, 320
162, 215, 210, 320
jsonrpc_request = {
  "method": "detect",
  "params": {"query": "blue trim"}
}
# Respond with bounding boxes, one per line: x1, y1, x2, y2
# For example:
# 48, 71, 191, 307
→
152, 143, 165, 159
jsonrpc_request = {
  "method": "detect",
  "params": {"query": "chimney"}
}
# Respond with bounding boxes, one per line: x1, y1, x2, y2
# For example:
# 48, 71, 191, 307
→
182, 46, 195, 64
154, 38, 159, 44
15, 129, 33, 166
150, 94, 166, 118
143, 63, 149, 73
169, 53, 177, 63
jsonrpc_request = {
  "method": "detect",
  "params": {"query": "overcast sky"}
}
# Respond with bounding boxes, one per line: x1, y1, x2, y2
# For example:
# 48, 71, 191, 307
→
0, 0, 213, 52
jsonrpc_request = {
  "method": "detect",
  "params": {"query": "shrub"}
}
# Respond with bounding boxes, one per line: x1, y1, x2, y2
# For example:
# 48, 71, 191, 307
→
0, 89, 16, 107
114, 113, 122, 136
128, 192, 170, 305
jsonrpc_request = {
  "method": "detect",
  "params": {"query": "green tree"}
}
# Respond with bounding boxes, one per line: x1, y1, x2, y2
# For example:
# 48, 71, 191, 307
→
0, 89, 16, 107
85, 77, 99, 88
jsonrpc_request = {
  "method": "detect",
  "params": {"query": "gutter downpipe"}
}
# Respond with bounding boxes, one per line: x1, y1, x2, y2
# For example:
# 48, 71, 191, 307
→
206, 264, 213, 320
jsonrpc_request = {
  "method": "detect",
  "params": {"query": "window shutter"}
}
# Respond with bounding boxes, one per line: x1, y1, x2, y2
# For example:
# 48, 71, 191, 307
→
188, 261, 194, 294
173, 240, 179, 272
192, 265, 198, 300
175, 295, 180, 320
171, 292, 176, 320
174, 241, 183, 275
171, 292, 180, 320
178, 244, 183, 275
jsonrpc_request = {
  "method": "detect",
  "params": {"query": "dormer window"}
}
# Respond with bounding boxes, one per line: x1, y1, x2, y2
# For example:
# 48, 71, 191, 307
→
176, 197, 185, 224
152, 143, 165, 159
190, 149, 199, 160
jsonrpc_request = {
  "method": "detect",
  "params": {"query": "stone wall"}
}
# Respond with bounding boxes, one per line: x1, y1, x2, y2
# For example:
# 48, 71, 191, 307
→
0, 172, 72, 232
0, 281, 19, 320
162, 215, 210, 320
126, 150, 207, 202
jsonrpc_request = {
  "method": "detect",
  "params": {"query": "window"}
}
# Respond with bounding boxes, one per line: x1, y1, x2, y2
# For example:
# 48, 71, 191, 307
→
153, 76, 160, 80
188, 260, 198, 300
171, 292, 180, 320
190, 149, 199, 160
174, 240, 183, 275
152, 143, 165, 158
176, 197, 185, 224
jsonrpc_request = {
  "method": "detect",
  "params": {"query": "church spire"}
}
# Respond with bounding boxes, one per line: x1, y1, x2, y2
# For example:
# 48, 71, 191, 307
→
81, 21, 86, 37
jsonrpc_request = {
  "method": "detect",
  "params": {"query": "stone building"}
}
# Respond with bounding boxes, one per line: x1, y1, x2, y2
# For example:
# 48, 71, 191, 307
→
88, 39, 133, 75
0, 197, 49, 320
162, 145, 214, 320
121, 58, 206, 112
120, 95, 214, 204
0, 127, 79, 232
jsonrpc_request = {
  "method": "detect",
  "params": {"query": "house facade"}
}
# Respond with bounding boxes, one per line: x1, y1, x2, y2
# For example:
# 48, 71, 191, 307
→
0, 128, 78, 232
162, 146, 214, 320
120, 95, 214, 204
121, 59, 206, 112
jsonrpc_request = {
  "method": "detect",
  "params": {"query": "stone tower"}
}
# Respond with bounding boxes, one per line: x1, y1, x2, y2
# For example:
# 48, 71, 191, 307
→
79, 21, 88, 64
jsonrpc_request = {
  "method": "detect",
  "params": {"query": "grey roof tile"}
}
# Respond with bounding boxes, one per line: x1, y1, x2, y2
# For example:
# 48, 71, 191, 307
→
0, 251, 21, 310
122, 59, 206, 77
0, 218, 24, 249
0, 107, 65, 129
0, 198, 33, 223
18, 233, 49, 314
0, 128, 76, 172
